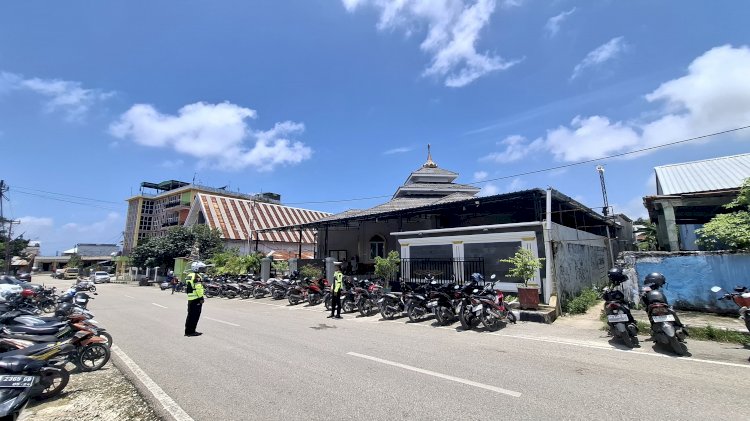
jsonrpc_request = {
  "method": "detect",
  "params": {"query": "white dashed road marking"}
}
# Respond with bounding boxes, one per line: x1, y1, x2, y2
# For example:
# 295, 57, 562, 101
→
347, 352, 522, 398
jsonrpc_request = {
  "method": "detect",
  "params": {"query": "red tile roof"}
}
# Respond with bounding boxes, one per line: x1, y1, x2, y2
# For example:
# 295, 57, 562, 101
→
195, 193, 330, 243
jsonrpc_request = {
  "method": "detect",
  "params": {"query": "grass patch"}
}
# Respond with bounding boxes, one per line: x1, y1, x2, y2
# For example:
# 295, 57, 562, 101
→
562, 287, 600, 315
688, 324, 750, 345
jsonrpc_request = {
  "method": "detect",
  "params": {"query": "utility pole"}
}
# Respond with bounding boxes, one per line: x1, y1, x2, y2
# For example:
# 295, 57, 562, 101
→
1, 181, 20, 274
596, 166, 616, 267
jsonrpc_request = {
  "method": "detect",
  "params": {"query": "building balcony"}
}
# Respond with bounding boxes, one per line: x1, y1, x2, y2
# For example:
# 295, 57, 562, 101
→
165, 201, 191, 210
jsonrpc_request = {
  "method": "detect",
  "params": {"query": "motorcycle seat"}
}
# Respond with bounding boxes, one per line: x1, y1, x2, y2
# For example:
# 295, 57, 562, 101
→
4, 325, 66, 336
0, 343, 56, 358
0, 355, 42, 373
1, 332, 60, 343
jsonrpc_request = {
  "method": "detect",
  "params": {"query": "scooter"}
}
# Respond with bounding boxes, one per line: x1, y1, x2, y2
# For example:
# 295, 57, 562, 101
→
711, 285, 750, 333
603, 268, 639, 348
641, 273, 689, 356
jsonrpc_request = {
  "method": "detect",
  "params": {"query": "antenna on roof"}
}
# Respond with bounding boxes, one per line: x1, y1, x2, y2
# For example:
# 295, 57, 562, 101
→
192, 173, 197, 185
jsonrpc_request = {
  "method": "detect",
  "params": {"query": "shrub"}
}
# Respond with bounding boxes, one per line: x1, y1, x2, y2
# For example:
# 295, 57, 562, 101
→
300, 264, 323, 279
562, 287, 600, 314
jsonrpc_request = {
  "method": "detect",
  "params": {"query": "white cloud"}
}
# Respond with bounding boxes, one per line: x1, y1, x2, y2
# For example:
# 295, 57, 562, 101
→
571, 36, 626, 80
0, 71, 113, 121
507, 177, 525, 191
484, 134, 544, 163
384, 147, 413, 155
473, 170, 489, 181
342, 0, 520, 87
492, 45, 750, 163
545, 8, 575, 38
479, 183, 500, 196
109, 102, 313, 172
500, 0, 524, 8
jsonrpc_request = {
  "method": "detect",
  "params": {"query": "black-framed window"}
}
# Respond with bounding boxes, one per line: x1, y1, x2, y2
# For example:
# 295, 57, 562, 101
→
369, 235, 385, 259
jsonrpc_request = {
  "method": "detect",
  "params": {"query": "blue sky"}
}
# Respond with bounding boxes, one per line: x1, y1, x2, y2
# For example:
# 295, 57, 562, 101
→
1, 0, 749, 255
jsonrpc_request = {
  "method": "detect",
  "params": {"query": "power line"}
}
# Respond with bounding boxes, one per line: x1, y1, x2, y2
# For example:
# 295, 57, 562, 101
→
468, 124, 750, 186
12, 186, 121, 205
12, 190, 122, 211
286, 124, 750, 205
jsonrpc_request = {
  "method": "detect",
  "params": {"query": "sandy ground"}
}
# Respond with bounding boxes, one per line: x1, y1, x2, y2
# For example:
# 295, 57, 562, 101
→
19, 362, 160, 421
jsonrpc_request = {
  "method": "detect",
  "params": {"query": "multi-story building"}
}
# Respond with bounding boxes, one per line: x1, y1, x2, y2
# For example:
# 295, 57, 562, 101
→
123, 179, 328, 257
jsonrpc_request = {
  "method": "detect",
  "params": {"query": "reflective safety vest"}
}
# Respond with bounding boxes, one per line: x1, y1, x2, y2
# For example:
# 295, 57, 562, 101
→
333, 271, 343, 293
185, 273, 204, 301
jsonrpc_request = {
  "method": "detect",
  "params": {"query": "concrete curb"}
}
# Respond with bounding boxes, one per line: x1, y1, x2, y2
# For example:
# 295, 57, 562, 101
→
110, 349, 178, 421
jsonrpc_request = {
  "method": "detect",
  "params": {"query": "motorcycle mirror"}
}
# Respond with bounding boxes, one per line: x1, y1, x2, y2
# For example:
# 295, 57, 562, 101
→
93, 292, 99, 295
490, 274, 497, 280
710, 286, 722, 293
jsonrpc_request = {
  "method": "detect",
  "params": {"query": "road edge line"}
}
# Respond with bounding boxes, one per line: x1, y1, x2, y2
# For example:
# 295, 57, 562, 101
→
111, 345, 194, 421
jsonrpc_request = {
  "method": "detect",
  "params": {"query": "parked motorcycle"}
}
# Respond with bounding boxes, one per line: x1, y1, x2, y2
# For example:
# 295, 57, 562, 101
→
456, 273, 485, 330
378, 279, 413, 320
0, 355, 70, 419
711, 285, 750, 333
459, 275, 516, 331
405, 276, 436, 323
603, 268, 639, 348
641, 272, 689, 356
307, 278, 328, 306
355, 279, 383, 317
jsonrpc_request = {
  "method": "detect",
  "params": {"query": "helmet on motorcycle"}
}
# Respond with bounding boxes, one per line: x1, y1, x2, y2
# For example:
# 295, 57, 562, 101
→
470, 273, 484, 284
190, 261, 207, 273
644, 272, 666, 287
55, 302, 72, 317
21, 289, 35, 298
607, 268, 628, 284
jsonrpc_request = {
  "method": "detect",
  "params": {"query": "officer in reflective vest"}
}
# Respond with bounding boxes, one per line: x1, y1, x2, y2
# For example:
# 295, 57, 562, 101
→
185, 261, 206, 337
328, 263, 344, 319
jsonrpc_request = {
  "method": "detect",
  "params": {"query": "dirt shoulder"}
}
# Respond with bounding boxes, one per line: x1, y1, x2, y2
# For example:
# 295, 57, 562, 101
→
19, 362, 161, 421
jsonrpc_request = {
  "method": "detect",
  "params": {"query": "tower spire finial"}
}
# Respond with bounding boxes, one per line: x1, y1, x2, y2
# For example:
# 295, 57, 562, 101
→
423, 144, 437, 168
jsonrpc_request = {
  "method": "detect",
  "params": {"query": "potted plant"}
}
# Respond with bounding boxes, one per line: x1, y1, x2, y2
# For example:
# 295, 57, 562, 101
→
374, 251, 400, 292
499, 247, 544, 310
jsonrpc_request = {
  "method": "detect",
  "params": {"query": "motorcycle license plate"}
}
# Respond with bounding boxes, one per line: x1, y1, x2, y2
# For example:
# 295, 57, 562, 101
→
607, 314, 629, 322
652, 314, 675, 322
0, 375, 36, 388
426, 301, 438, 308
473, 304, 483, 312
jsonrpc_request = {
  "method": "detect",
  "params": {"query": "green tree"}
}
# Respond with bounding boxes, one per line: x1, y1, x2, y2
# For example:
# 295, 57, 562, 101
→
696, 178, 750, 250
0, 233, 29, 270
299, 264, 323, 279
498, 247, 544, 287
129, 225, 226, 269
374, 250, 400, 281
636, 222, 658, 251
67, 254, 83, 269
272, 260, 289, 276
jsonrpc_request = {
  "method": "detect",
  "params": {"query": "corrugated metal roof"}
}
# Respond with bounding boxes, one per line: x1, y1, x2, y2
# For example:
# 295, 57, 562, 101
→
195, 193, 330, 243
655, 153, 750, 195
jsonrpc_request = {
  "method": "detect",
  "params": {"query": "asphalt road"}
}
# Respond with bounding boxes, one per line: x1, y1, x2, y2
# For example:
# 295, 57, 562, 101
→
55, 279, 750, 420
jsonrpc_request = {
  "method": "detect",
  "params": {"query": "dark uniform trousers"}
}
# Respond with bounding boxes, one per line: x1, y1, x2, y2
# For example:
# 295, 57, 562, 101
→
185, 299, 203, 335
330, 291, 342, 317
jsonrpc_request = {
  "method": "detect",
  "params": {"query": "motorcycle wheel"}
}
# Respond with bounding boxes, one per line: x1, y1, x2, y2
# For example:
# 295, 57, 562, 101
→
621, 333, 634, 349
240, 290, 251, 299
35, 368, 70, 400
288, 295, 297, 306
41, 301, 57, 314
99, 332, 113, 348
407, 305, 425, 323
481, 313, 501, 332
225, 291, 237, 299
324, 296, 332, 311
380, 304, 396, 320
205, 290, 216, 298
89, 286, 96, 293
458, 305, 474, 330
77, 344, 111, 372
254, 289, 265, 299
669, 336, 688, 356
359, 299, 373, 317
507, 310, 517, 324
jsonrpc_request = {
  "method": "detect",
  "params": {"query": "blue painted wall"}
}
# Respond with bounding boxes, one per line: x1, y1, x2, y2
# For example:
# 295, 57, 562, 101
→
632, 253, 750, 313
